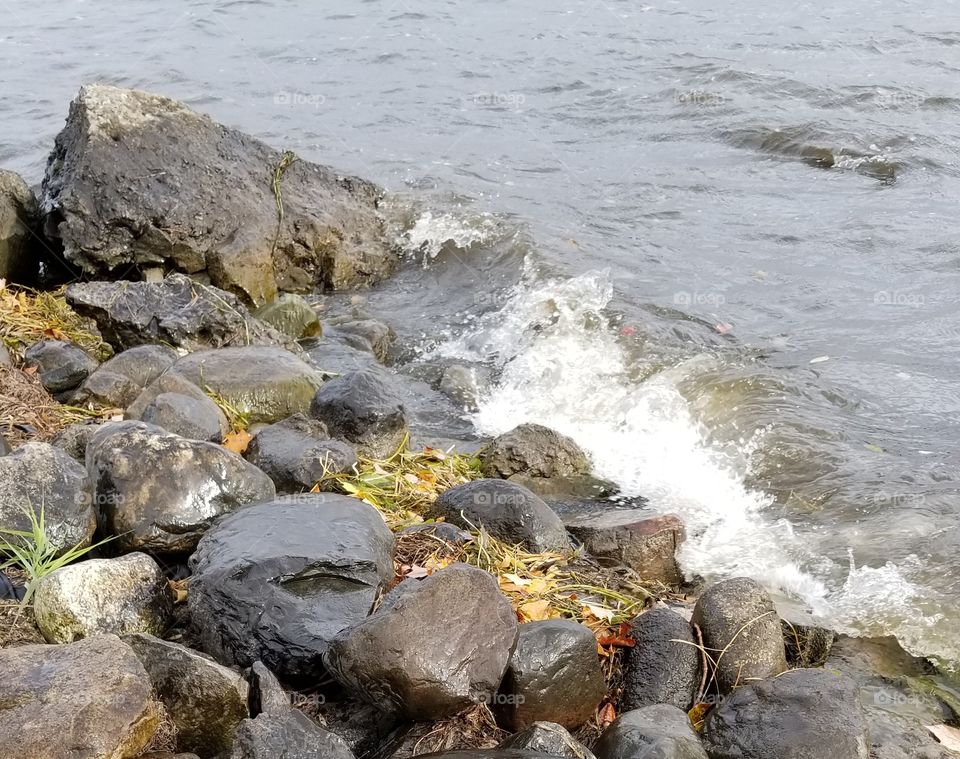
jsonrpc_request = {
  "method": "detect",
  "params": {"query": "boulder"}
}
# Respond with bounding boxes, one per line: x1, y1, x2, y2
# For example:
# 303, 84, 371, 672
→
244, 413, 357, 492
253, 293, 321, 339
73, 368, 142, 407
0, 634, 161, 759
0, 441, 95, 555
564, 512, 685, 584
309, 369, 407, 458
621, 607, 700, 712
33, 552, 172, 643
87, 421, 276, 553
249, 661, 291, 717
498, 722, 597, 758
162, 346, 323, 424
703, 668, 869, 759
0, 169, 39, 283
427, 479, 570, 553
188, 494, 394, 679
496, 620, 606, 730
594, 705, 708, 759
23, 339, 98, 397
780, 605, 835, 668
73, 344, 179, 407
125, 633, 250, 757
315, 695, 399, 757
126, 372, 226, 427
225, 710, 356, 759
479, 424, 591, 479
690, 577, 787, 693
50, 422, 100, 461
324, 563, 518, 720
324, 314, 395, 362
65, 275, 297, 353
43, 85, 395, 304
141, 391, 230, 443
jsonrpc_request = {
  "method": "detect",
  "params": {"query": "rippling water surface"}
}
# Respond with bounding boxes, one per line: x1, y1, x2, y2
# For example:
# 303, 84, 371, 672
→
3, 0, 960, 662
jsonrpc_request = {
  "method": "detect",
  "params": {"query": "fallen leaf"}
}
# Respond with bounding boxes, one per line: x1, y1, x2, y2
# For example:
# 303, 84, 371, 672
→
222, 430, 253, 455
598, 622, 636, 648
598, 702, 616, 728
503, 573, 532, 587
688, 702, 712, 731
582, 602, 616, 622
519, 599, 553, 621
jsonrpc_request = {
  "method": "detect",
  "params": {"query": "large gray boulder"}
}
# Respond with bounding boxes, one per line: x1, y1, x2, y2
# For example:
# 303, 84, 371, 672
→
495, 620, 606, 730
226, 710, 356, 759
188, 494, 394, 679
0, 634, 161, 759
594, 705, 708, 759
691, 577, 787, 693
87, 421, 276, 553
0, 169, 38, 283
43, 85, 396, 305
324, 563, 518, 720
65, 275, 295, 353
428, 479, 570, 553
703, 668, 870, 759
479, 423, 591, 479
33, 552, 172, 643
0, 441, 95, 555
125, 634, 250, 758
622, 607, 700, 712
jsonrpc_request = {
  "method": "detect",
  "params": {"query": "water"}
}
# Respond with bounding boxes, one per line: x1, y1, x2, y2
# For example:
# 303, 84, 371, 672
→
3, 0, 960, 663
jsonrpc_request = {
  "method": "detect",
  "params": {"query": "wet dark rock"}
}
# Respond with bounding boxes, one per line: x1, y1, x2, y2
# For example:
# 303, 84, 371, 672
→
316, 694, 400, 757
439, 364, 486, 411
305, 337, 381, 375
479, 423, 591, 480
510, 473, 623, 516
49, 422, 99, 461
43, 85, 395, 304
34, 552, 172, 643
126, 371, 225, 427
0, 441, 95, 555
243, 413, 357, 493
594, 704, 708, 759
141, 391, 230, 443
226, 709, 356, 759
496, 620, 606, 730
0, 169, 39, 284
0, 634, 161, 759
427, 479, 570, 553
163, 346, 323, 424
565, 512, 685, 585
87, 421, 276, 553
74, 344, 179, 407
65, 275, 298, 353
622, 607, 700, 712
126, 633, 250, 757
780, 605, 835, 668
309, 369, 408, 458
23, 339, 98, 397
703, 668, 869, 759
253, 293, 321, 338
249, 661, 290, 717
498, 722, 597, 758
189, 494, 394, 679
325, 314, 395, 362
324, 563, 518, 720
690, 577, 786, 693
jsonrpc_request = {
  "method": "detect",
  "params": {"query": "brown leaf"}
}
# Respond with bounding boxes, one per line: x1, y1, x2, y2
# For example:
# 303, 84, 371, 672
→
598, 702, 616, 728
223, 430, 253, 455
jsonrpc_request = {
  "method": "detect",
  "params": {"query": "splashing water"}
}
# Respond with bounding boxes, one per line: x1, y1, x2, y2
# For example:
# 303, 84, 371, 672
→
400, 210, 500, 264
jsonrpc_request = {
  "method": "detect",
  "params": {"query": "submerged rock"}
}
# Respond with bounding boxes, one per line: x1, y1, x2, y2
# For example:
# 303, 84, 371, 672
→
594, 704, 708, 759
225, 709, 356, 759
0, 634, 161, 759
0, 169, 39, 284
621, 607, 700, 712
324, 563, 518, 720
498, 722, 597, 758
324, 314, 395, 362
43, 85, 395, 304
33, 552, 172, 643
24, 339, 99, 398
253, 293, 321, 339
87, 421, 276, 553
189, 494, 394, 679
479, 423, 591, 479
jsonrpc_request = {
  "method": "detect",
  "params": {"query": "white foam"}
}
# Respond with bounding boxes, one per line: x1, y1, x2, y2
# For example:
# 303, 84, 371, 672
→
400, 210, 498, 264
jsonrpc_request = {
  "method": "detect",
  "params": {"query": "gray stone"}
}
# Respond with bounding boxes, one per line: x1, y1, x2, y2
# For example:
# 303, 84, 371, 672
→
496, 620, 606, 730
74, 344, 179, 407
253, 293, 321, 339
690, 577, 786, 693
594, 705, 708, 759
188, 494, 394, 679
244, 413, 357, 492
780, 605, 835, 668
249, 661, 290, 717
622, 607, 700, 712
65, 275, 296, 353
141, 391, 230, 443
315, 695, 399, 757
73, 368, 142, 407
439, 364, 484, 411
49, 422, 100, 461
399, 521, 473, 545
703, 668, 869, 759
324, 563, 518, 720
43, 85, 395, 304
565, 512, 685, 585
324, 315, 394, 362
0, 441, 95, 555
0, 169, 38, 284
23, 339, 98, 396
87, 421, 276, 553
33, 552, 172, 644
126, 371, 226, 428
0, 634, 161, 759
226, 710, 356, 759
498, 722, 597, 758
428, 479, 570, 553
0, 343, 11, 367
125, 633, 250, 757
479, 424, 591, 479
309, 369, 408, 458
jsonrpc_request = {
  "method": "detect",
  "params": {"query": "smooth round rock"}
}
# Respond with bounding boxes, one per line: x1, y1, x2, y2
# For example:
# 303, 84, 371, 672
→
594, 705, 708, 759
622, 607, 700, 712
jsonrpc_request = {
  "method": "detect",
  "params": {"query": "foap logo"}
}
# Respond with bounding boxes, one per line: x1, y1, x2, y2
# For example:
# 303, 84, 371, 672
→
473, 490, 527, 507
473, 692, 525, 706
873, 291, 924, 308
869, 492, 926, 508
874, 91, 924, 111
469, 91, 526, 109
274, 90, 326, 109
675, 90, 725, 107
291, 692, 326, 708
872, 690, 923, 708
673, 291, 725, 307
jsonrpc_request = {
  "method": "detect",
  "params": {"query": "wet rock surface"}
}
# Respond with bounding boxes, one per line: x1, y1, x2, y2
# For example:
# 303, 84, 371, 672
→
621, 607, 700, 712
226, 709, 357, 759
324, 563, 518, 720
253, 293, 321, 339
49, 421, 99, 460
324, 314, 395, 362
248, 661, 291, 717
73, 344, 178, 407
0, 169, 39, 283
140, 391, 230, 443
498, 722, 597, 758
189, 494, 394, 679
594, 704, 708, 759
24, 339, 99, 397
87, 421, 276, 553
479, 423, 591, 479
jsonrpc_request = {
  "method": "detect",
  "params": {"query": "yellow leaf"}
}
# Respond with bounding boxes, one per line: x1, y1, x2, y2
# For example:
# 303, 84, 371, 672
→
223, 430, 253, 455
519, 599, 553, 621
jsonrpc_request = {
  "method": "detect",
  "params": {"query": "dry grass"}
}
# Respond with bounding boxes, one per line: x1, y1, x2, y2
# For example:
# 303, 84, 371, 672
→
140, 701, 178, 754
394, 705, 507, 756
0, 600, 43, 647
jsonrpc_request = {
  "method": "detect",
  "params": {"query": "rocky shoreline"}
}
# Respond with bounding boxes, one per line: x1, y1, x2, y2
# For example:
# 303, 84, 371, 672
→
0, 85, 957, 759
